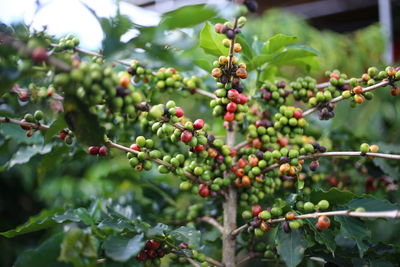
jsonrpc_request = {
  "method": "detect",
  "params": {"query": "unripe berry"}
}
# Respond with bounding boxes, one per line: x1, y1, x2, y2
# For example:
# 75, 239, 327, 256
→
317, 200, 330, 210
303, 202, 315, 212
369, 144, 379, 153
259, 210, 271, 220
218, 56, 228, 65
214, 23, 224, 33
360, 143, 370, 154
234, 43, 242, 53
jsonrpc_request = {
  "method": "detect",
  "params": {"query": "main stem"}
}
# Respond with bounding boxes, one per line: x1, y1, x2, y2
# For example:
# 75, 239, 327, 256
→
223, 123, 237, 267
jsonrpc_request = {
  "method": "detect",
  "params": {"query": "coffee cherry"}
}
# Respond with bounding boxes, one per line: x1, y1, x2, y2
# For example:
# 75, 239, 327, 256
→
309, 160, 319, 172
317, 200, 329, 210
88, 146, 99, 155
179, 242, 189, 249
34, 110, 44, 121
130, 144, 140, 151
271, 207, 282, 217
289, 220, 301, 230
234, 43, 242, 53
20, 119, 31, 130
259, 210, 271, 220
360, 143, 370, 154
260, 221, 270, 232
369, 144, 379, 153
252, 205, 262, 216
175, 107, 184, 117
226, 102, 237, 113
180, 130, 193, 143
212, 68, 222, 78
303, 202, 315, 212
285, 211, 296, 220
149, 105, 164, 120
317, 215, 330, 229
282, 221, 291, 233
236, 68, 248, 79
224, 112, 235, 122
199, 185, 210, 198
193, 119, 204, 130
31, 47, 49, 63
214, 23, 224, 33
242, 210, 253, 219
98, 146, 108, 156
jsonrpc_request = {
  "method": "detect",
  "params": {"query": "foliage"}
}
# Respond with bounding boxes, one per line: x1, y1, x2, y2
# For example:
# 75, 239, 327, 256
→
0, 2, 400, 267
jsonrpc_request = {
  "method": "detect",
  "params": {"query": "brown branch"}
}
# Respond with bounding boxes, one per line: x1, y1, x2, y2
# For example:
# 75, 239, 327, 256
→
227, 18, 239, 70
231, 209, 400, 237
198, 216, 224, 234
303, 80, 390, 117
187, 258, 201, 267
0, 117, 50, 130
236, 252, 262, 265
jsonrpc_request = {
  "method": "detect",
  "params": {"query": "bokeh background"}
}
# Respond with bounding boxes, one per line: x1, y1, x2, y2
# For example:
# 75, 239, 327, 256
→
0, 0, 399, 266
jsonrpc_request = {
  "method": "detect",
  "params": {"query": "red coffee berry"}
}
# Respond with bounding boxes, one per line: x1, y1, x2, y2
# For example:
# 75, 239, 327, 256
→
285, 211, 296, 220
224, 112, 235, 122
130, 144, 140, 151
212, 68, 222, 78
136, 250, 147, 261
252, 205, 262, 216
194, 145, 204, 152
180, 130, 193, 143
293, 110, 303, 119
179, 242, 189, 249
199, 186, 210, 198
88, 146, 99, 155
175, 107, 184, 117
226, 102, 237, 113
238, 94, 247, 104
19, 119, 31, 130
317, 215, 330, 229
236, 68, 248, 79
31, 47, 49, 63
330, 73, 339, 80
98, 146, 108, 156
227, 89, 239, 102
193, 119, 204, 130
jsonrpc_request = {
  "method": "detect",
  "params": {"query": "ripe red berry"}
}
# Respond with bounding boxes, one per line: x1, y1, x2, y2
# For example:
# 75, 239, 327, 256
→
98, 146, 108, 156
193, 119, 204, 130
175, 107, 184, 117
293, 110, 303, 119
317, 215, 330, 229
238, 94, 247, 104
31, 47, 49, 63
252, 205, 262, 216
194, 145, 204, 152
224, 112, 235, 122
330, 72, 339, 80
180, 130, 193, 143
146, 239, 161, 249
227, 89, 239, 102
88, 146, 99, 155
20, 119, 31, 131
136, 251, 147, 261
199, 186, 210, 197
179, 242, 189, 249
146, 249, 157, 259
59, 132, 67, 140
226, 102, 237, 113
277, 137, 289, 147
130, 144, 140, 151
353, 86, 363, 94
212, 68, 222, 78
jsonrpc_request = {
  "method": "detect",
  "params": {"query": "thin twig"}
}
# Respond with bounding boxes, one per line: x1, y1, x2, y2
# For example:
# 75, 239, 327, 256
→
236, 252, 262, 265
231, 209, 400, 237
198, 216, 224, 234
187, 258, 201, 267
0, 117, 50, 130
227, 18, 239, 70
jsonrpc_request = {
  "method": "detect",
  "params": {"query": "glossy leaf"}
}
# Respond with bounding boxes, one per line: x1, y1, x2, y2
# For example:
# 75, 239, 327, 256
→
103, 233, 144, 262
336, 216, 371, 257
276, 228, 308, 267
160, 4, 216, 29
262, 34, 298, 54
199, 22, 229, 57
170, 226, 201, 247
310, 188, 356, 206
44, 116, 67, 143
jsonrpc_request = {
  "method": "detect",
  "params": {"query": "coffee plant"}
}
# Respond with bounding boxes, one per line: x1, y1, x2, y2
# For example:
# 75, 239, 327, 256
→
1, 2, 400, 267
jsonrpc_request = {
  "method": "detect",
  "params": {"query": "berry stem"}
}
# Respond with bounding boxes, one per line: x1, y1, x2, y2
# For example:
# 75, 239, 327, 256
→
227, 18, 239, 70
231, 209, 400, 237
198, 216, 224, 233
0, 117, 49, 130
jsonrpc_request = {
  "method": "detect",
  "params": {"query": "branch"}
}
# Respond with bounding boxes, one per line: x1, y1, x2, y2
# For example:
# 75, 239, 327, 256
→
236, 252, 262, 265
231, 209, 400, 237
0, 117, 50, 130
227, 18, 239, 70
187, 258, 201, 267
198, 216, 224, 234
316, 78, 362, 89
234, 140, 248, 151
303, 80, 391, 117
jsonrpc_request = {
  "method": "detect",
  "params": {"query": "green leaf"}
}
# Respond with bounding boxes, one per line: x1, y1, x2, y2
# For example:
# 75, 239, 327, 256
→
54, 208, 94, 225
59, 228, 98, 266
199, 22, 229, 57
147, 223, 170, 237
347, 197, 400, 212
270, 47, 318, 66
248, 55, 272, 71
276, 228, 308, 267
15, 233, 68, 267
0, 209, 61, 238
99, 14, 133, 57
336, 216, 371, 257
170, 226, 201, 247
236, 35, 254, 61
160, 4, 216, 29
7, 144, 52, 169
103, 234, 144, 262
44, 116, 67, 143
64, 96, 104, 146
310, 188, 356, 206
305, 219, 336, 253
262, 34, 298, 54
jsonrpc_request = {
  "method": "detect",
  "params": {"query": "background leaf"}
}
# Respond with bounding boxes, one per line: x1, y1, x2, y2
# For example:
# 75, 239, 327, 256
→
276, 228, 308, 267
103, 234, 144, 262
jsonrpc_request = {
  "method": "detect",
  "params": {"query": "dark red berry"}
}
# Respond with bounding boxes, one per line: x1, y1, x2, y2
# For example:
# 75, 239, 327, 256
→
199, 186, 210, 198
179, 242, 189, 249
226, 102, 237, 113
193, 119, 204, 130
194, 145, 204, 152
293, 110, 302, 119
227, 89, 240, 102
88, 146, 99, 155
136, 251, 147, 261
180, 130, 193, 143
19, 119, 31, 130
98, 146, 108, 156
31, 47, 49, 63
